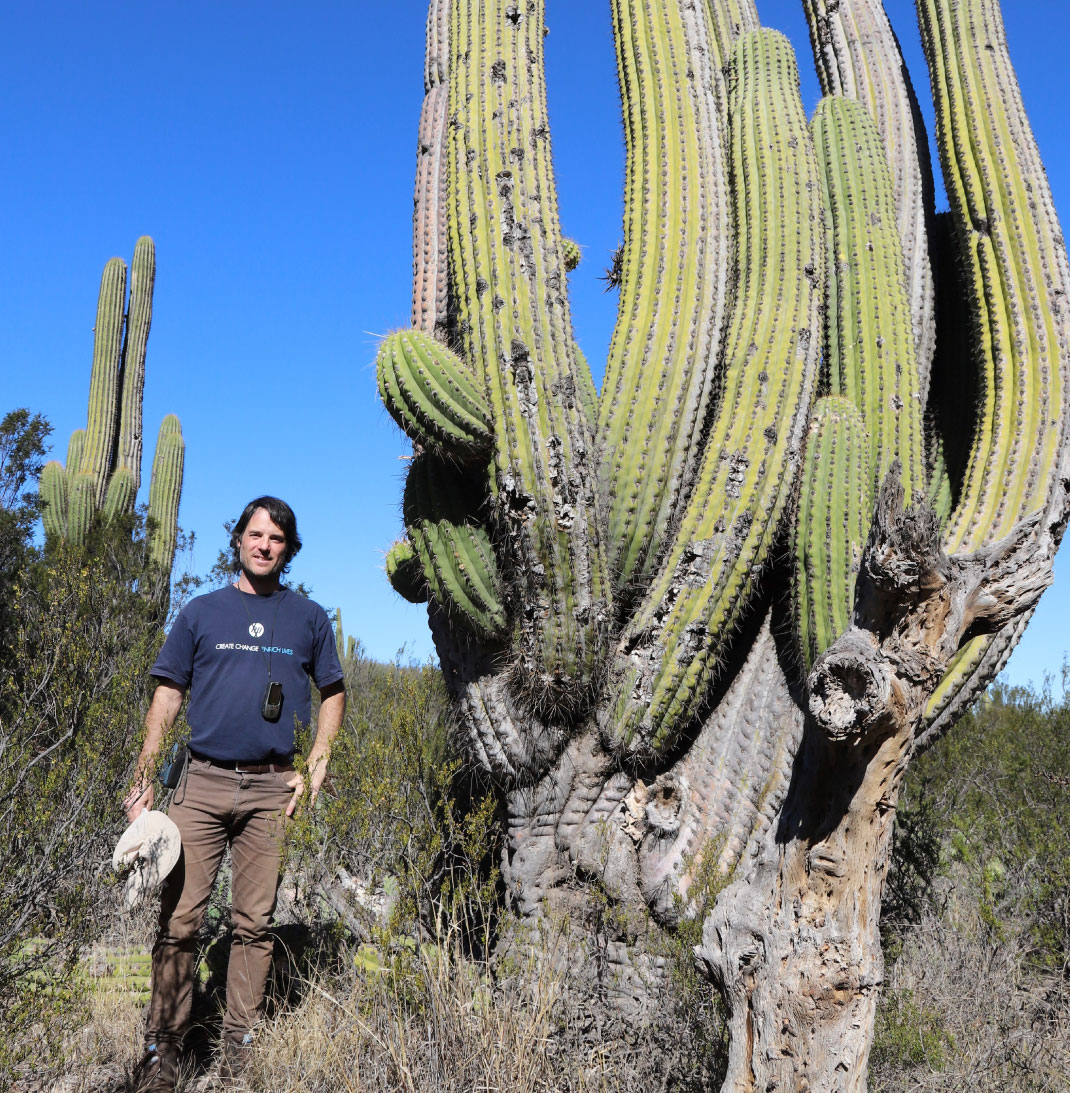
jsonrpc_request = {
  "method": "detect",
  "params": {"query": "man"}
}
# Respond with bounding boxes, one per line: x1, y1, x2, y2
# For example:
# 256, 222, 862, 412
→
123, 496, 346, 1090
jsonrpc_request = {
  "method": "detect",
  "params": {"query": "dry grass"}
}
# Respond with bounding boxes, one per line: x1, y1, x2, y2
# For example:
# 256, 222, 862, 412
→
871, 887, 1070, 1092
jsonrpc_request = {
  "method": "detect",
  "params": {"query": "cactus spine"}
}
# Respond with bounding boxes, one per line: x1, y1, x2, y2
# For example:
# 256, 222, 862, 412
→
41, 240, 185, 580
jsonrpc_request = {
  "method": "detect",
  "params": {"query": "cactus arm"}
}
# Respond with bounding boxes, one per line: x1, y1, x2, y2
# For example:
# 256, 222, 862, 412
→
609, 29, 825, 756
103, 467, 136, 522
66, 429, 86, 476
812, 95, 924, 502
81, 257, 127, 507
67, 471, 96, 547
147, 415, 184, 573
39, 461, 68, 539
597, 0, 730, 591
385, 538, 429, 604
402, 455, 506, 640
113, 236, 155, 495
919, 0, 1070, 726
447, 0, 609, 711
801, 0, 938, 402
412, 0, 450, 339
791, 397, 871, 673
376, 330, 493, 461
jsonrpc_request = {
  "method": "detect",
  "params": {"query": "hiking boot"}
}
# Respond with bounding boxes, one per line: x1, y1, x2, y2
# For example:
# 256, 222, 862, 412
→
219, 1033, 254, 1086
131, 1040, 179, 1092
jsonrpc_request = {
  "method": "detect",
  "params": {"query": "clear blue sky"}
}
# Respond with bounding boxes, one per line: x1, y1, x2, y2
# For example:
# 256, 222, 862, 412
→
4, 2, 1070, 689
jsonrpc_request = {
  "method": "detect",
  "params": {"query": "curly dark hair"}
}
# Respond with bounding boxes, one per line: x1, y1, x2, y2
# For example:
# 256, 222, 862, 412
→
230, 496, 302, 575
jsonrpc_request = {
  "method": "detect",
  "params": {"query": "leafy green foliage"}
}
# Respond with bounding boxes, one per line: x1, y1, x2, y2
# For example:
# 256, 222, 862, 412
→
889, 682, 1070, 971
0, 510, 165, 1081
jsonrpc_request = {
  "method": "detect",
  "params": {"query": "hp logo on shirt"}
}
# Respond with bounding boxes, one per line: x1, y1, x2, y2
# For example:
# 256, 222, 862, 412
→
249, 623, 265, 638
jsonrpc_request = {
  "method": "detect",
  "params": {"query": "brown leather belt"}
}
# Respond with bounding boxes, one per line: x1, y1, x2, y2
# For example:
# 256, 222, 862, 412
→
191, 750, 294, 774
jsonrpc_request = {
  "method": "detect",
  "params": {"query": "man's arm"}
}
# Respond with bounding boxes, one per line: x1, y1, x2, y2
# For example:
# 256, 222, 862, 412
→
123, 680, 186, 821
283, 678, 346, 818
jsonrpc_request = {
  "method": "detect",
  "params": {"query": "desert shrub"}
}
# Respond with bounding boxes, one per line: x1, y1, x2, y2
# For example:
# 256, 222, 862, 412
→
285, 644, 500, 958
875, 679, 1070, 1087
0, 515, 170, 1082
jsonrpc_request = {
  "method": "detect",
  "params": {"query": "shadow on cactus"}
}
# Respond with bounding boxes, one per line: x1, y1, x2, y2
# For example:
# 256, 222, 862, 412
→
379, 2, 1070, 1088
39, 237, 185, 606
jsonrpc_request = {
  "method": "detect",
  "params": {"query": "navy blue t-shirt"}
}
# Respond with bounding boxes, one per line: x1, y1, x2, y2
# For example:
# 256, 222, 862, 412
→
151, 585, 344, 761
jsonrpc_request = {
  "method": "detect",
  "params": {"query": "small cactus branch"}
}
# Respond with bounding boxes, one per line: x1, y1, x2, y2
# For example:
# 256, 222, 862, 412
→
66, 429, 86, 475
801, 0, 937, 401
103, 467, 136, 522
812, 95, 924, 502
376, 329, 493, 461
447, 0, 609, 712
919, 0, 1070, 729
597, 0, 730, 590
113, 236, 155, 493
608, 29, 824, 757
403, 454, 506, 641
147, 415, 184, 573
67, 470, 96, 547
385, 539, 429, 604
39, 461, 68, 539
82, 257, 127, 507
792, 397, 872, 673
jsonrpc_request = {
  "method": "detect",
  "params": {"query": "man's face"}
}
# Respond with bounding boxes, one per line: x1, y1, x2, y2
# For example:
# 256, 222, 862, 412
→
239, 508, 288, 583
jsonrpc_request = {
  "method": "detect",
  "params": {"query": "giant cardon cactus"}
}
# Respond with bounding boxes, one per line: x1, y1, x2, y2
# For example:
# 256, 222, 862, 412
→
41, 238, 185, 584
379, 1, 1070, 1088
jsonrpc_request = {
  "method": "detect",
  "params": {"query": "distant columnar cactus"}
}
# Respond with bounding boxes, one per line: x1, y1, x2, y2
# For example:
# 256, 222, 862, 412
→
41, 238, 185, 579
380, 2, 1070, 1088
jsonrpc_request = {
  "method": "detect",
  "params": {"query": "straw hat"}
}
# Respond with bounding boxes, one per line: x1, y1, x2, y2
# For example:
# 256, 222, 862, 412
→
112, 810, 181, 909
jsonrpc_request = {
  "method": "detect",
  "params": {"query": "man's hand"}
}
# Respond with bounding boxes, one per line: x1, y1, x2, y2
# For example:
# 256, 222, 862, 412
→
123, 780, 154, 823
286, 680, 346, 818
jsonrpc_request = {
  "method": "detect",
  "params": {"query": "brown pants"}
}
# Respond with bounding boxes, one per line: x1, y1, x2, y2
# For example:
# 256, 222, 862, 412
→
148, 757, 293, 1045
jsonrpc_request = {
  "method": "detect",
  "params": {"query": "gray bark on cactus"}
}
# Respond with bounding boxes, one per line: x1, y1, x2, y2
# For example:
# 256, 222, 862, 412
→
379, 1, 1070, 1089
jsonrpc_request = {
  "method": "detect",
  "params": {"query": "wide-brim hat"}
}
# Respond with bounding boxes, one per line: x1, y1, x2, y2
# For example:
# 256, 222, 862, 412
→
112, 810, 181, 910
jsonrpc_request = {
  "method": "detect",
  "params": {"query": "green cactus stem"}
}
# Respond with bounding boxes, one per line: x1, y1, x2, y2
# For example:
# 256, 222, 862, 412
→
66, 429, 86, 476
81, 257, 127, 507
812, 95, 924, 503
39, 461, 68, 539
446, 0, 609, 711
147, 415, 184, 573
403, 455, 506, 641
801, 0, 937, 402
112, 236, 155, 490
597, 0, 730, 592
386, 538, 429, 604
919, 0, 1070, 727
67, 471, 97, 547
103, 467, 136, 522
376, 329, 493, 461
608, 29, 824, 757
792, 397, 871, 673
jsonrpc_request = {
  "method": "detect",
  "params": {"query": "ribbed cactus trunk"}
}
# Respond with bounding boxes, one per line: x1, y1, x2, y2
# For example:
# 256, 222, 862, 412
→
380, 1, 1070, 1088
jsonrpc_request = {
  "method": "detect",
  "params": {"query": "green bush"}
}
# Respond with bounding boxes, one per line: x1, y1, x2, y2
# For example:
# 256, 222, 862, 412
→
0, 496, 170, 1081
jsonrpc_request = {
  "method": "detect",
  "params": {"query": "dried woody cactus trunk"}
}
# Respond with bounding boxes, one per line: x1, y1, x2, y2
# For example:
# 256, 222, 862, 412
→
378, 0, 1070, 1087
